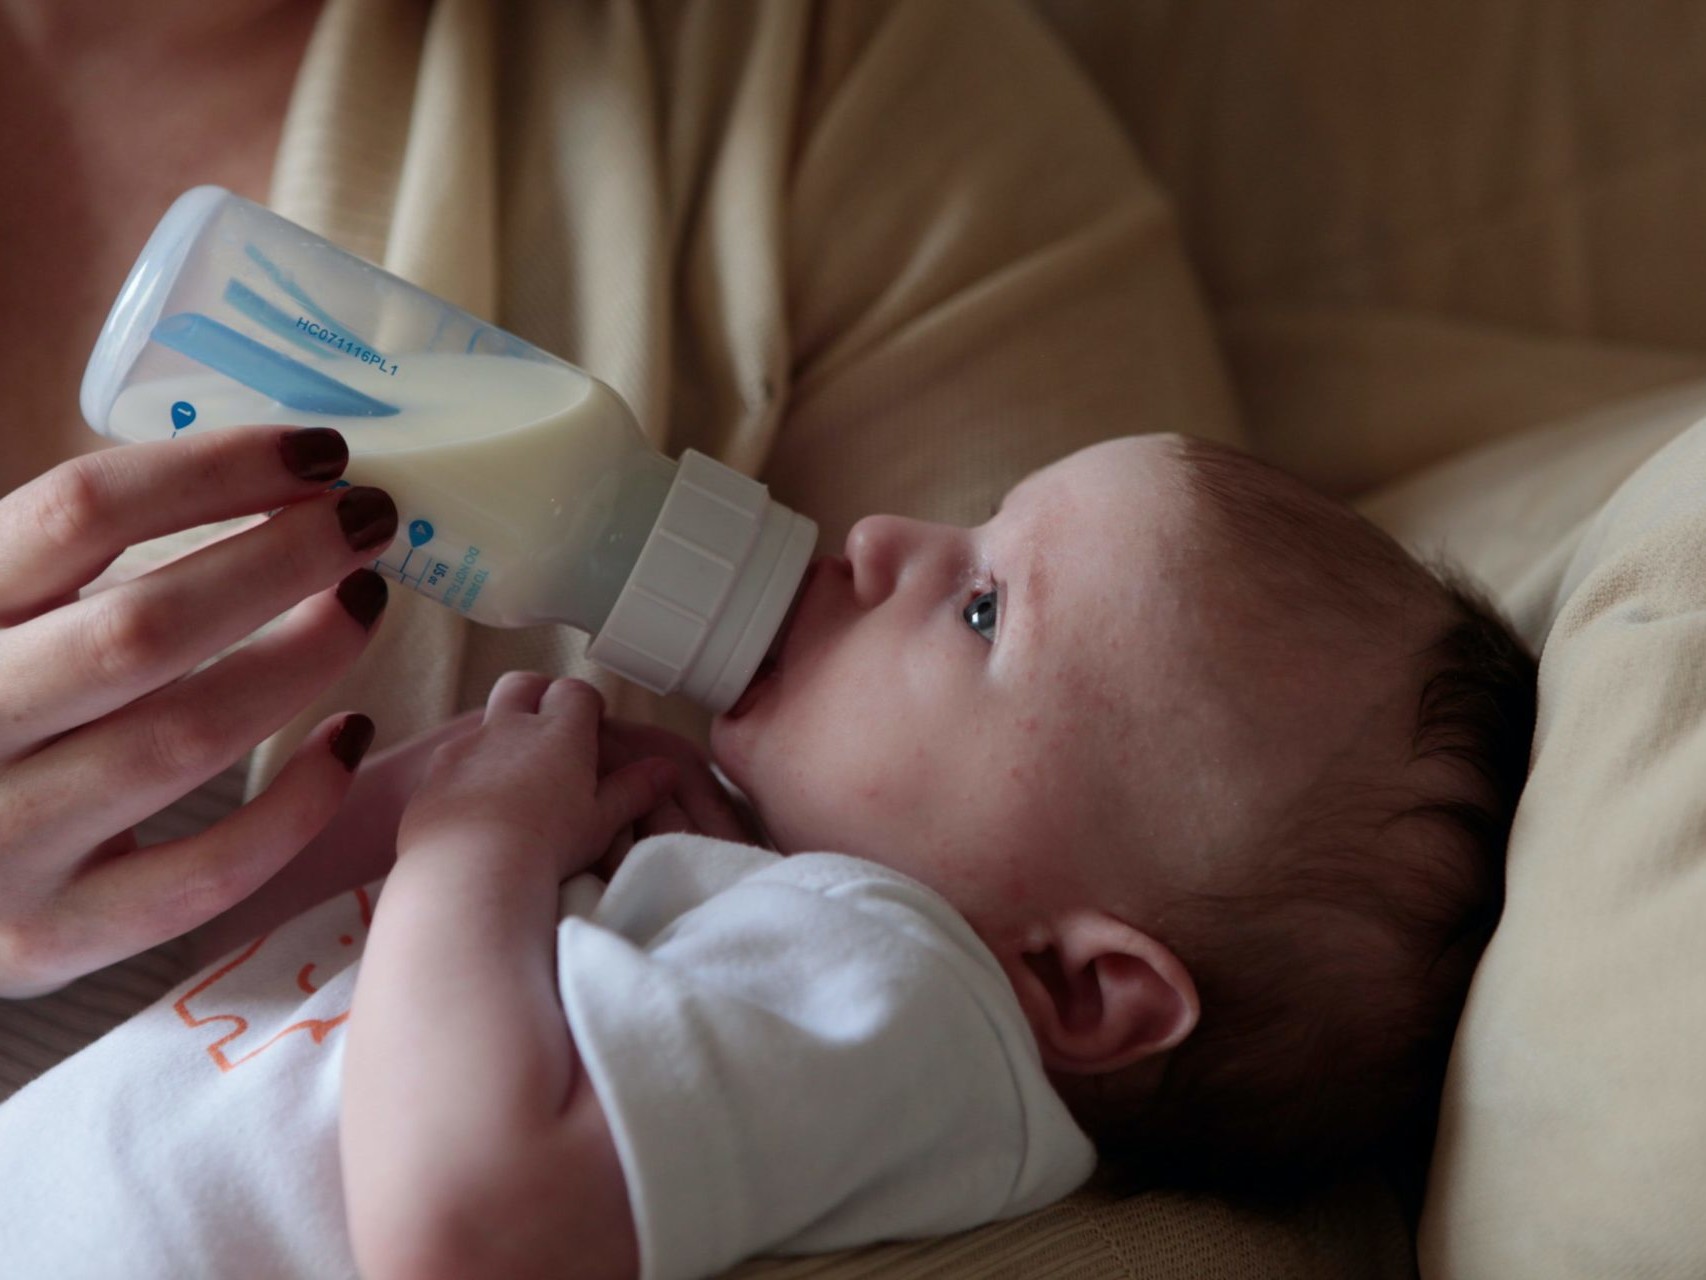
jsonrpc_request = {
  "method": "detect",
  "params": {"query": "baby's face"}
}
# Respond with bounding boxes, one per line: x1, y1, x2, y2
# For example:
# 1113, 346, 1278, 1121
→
710, 435, 1346, 939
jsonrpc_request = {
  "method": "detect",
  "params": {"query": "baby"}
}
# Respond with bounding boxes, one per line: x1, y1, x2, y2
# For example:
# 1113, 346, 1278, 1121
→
0, 433, 1537, 1280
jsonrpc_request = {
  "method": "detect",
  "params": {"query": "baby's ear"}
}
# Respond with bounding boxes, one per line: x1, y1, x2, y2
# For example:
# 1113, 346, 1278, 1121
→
1002, 911, 1199, 1077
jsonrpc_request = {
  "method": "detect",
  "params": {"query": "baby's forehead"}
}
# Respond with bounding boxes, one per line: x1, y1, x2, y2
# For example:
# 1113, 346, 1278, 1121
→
1021, 434, 1185, 502
1008, 435, 1417, 691
1021, 435, 1297, 558
1008, 437, 1201, 562
1026, 438, 1423, 743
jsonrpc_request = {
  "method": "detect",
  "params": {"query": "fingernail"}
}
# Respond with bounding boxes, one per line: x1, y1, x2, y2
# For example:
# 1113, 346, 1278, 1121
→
279, 428, 349, 482
336, 487, 398, 552
336, 568, 388, 630
329, 713, 376, 772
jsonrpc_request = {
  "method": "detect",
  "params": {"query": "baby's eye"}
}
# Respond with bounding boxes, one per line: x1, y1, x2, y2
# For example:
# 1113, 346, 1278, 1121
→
962, 588, 999, 643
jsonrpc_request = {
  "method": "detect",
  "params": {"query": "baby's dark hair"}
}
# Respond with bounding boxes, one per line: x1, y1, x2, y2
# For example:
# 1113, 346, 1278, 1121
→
1067, 434, 1538, 1196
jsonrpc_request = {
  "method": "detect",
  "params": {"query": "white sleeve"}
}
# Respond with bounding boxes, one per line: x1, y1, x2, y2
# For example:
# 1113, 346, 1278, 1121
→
554, 837, 1096, 1280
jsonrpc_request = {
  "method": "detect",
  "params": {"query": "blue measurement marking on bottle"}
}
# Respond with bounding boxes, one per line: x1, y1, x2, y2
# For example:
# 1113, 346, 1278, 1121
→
243, 243, 380, 355
170, 401, 196, 432
398, 518, 434, 582
152, 312, 399, 417
222, 279, 336, 359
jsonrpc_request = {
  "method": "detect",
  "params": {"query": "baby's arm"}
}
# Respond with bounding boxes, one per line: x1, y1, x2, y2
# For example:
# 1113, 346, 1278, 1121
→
341, 677, 675, 1280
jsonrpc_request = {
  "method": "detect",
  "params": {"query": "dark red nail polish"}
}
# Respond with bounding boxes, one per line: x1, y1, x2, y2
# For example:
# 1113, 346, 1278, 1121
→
335, 487, 398, 552
329, 713, 375, 772
336, 569, 388, 630
279, 428, 349, 482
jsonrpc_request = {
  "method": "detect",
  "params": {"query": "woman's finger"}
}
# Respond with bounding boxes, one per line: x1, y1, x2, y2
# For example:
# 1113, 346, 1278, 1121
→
0, 486, 397, 761
485, 670, 553, 718
0, 426, 353, 624
0, 571, 386, 862
42, 713, 376, 992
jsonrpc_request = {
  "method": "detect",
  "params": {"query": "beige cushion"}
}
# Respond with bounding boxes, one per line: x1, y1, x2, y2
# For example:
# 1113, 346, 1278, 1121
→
1358, 386, 1706, 1279
1356, 377, 1706, 643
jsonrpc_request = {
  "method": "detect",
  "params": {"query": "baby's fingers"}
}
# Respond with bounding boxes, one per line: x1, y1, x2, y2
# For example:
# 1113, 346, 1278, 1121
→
538, 676, 604, 724
535, 677, 612, 771
601, 718, 753, 843
484, 670, 554, 718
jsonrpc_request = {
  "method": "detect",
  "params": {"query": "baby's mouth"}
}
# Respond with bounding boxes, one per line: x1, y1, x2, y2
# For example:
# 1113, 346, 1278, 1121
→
723, 636, 783, 721
723, 556, 819, 719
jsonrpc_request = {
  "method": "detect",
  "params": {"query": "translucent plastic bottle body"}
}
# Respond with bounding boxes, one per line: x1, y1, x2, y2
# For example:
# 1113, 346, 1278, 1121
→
107, 353, 675, 631
83, 187, 817, 711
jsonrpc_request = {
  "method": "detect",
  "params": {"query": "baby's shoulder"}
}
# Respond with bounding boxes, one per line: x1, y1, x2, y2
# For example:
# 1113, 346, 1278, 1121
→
615, 835, 975, 952
715, 845, 961, 927
618, 833, 929, 902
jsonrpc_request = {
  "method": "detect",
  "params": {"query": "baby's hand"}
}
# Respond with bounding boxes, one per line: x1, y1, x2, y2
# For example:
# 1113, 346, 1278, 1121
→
397, 674, 676, 882
598, 718, 761, 850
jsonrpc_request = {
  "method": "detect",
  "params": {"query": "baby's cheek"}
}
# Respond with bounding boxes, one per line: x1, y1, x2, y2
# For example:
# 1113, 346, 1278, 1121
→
996, 866, 1035, 908
758, 750, 867, 854
822, 745, 934, 844
837, 759, 904, 820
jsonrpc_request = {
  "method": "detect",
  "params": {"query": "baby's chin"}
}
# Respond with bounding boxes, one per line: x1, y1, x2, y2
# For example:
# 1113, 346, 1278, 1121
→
705, 723, 810, 855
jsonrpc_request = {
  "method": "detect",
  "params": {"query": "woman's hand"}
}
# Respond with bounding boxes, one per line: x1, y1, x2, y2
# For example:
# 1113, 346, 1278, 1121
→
187, 708, 486, 967
0, 426, 397, 997
397, 674, 676, 884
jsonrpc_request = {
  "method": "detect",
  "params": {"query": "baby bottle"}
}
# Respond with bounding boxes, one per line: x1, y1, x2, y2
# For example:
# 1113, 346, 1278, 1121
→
79, 187, 816, 713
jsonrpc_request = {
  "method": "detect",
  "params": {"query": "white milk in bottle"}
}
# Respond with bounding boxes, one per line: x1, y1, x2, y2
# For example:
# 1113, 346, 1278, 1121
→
108, 354, 674, 632
85, 186, 816, 711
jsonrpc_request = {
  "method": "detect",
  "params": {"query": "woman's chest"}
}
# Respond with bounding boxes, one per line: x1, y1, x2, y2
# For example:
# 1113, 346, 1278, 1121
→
0, 35, 304, 494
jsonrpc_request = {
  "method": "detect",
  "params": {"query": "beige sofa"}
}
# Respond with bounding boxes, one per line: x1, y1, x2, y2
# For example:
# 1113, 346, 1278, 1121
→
10, 3, 1706, 1276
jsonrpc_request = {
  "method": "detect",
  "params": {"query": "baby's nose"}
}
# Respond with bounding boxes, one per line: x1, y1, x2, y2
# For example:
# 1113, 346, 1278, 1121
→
845, 514, 924, 605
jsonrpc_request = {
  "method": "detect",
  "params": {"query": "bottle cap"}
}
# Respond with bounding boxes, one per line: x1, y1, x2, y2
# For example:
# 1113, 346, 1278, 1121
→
588, 450, 817, 712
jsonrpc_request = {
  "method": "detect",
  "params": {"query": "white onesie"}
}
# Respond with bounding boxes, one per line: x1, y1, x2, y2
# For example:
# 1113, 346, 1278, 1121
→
0, 835, 1096, 1279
